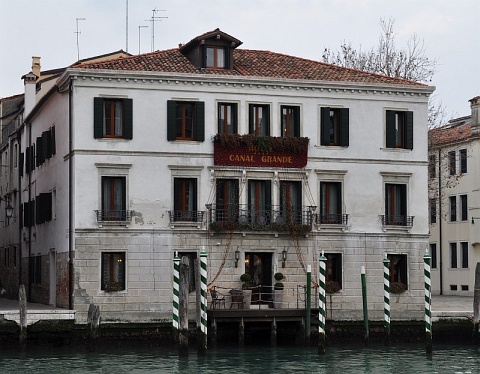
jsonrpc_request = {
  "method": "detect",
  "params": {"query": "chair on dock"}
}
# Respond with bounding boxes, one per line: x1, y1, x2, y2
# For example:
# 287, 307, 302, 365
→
229, 289, 244, 309
210, 287, 226, 309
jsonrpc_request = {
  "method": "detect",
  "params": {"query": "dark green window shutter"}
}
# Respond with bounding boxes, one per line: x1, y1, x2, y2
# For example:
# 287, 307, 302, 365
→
19, 203, 23, 228
320, 107, 330, 145
167, 100, 176, 141
405, 111, 413, 150
195, 101, 205, 142
264, 107, 271, 136
193, 180, 198, 211
94, 97, 104, 138
232, 104, 238, 134
123, 98, 133, 140
248, 105, 254, 134
293, 106, 300, 138
25, 147, 31, 173
50, 126, 56, 155
42, 131, 49, 160
340, 108, 349, 147
36, 137, 42, 166
19, 152, 24, 177
385, 110, 396, 148
265, 181, 272, 210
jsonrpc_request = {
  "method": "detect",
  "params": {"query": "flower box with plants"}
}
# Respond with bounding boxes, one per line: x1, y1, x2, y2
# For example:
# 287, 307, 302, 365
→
389, 281, 407, 294
103, 281, 124, 292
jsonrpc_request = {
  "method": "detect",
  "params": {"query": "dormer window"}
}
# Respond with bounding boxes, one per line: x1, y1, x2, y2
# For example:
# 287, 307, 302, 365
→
206, 46, 226, 68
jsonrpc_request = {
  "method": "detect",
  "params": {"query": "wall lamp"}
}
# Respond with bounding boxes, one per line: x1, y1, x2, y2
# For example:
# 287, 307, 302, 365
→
282, 249, 287, 268
471, 217, 480, 224
234, 249, 240, 268
0, 196, 14, 221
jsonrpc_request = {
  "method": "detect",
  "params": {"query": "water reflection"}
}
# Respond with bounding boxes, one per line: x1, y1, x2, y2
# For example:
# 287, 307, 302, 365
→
0, 344, 479, 373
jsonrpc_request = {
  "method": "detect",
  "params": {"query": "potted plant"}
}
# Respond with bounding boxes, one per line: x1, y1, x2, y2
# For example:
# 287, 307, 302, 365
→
104, 281, 124, 292
240, 273, 253, 308
273, 272, 284, 308
390, 281, 407, 294
325, 280, 341, 294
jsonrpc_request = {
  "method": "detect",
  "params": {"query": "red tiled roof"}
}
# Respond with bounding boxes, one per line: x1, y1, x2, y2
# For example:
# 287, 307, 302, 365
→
429, 120, 478, 147
76, 47, 426, 87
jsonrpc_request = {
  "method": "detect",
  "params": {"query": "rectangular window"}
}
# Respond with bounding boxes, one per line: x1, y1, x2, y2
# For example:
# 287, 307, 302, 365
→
206, 46, 226, 68
281, 105, 300, 138
450, 285, 457, 291
461, 242, 468, 268
429, 198, 437, 224
448, 151, 456, 175
321, 107, 349, 146
248, 180, 272, 225
460, 195, 468, 221
450, 242, 457, 268
320, 182, 342, 224
449, 196, 457, 222
428, 155, 436, 179
167, 101, 205, 141
101, 252, 126, 292
385, 110, 413, 149
215, 179, 239, 222
461, 285, 469, 291
218, 103, 238, 134
325, 253, 342, 292
94, 98, 133, 139
280, 181, 302, 224
460, 149, 467, 173
430, 243, 437, 269
387, 254, 408, 290
385, 184, 407, 225
101, 176, 127, 221
173, 178, 198, 221
249, 104, 270, 136
29, 255, 42, 285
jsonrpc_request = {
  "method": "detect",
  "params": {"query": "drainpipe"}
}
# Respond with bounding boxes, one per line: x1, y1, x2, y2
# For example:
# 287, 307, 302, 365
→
438, 148, 443, 295
68, 79, 74, 310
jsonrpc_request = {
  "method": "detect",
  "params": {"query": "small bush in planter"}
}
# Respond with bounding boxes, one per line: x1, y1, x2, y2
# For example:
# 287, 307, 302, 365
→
240, 273, 253, 289
274, 273, 285, 290
390, 282, 407, 294
104, 281, 124, 292
325, 280, 340, 294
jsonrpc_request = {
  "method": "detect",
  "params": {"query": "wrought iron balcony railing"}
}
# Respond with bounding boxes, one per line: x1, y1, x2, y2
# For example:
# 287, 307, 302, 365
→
380, 215, 414, 227
168, 210, 205, 223
95, 210, 133, 223
316, 213, 349, 225
207, 204, 313, 233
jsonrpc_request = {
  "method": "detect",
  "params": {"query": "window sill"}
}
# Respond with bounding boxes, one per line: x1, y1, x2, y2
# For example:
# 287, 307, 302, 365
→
381, 147, 411, 152
381, 225, 412, 233
315, 223, 348, 232
97, 221, 131, 228
170, 221, 204, 229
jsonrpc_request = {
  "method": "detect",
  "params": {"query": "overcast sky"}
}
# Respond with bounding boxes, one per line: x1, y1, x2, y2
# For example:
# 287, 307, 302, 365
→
1, 0, 478, 118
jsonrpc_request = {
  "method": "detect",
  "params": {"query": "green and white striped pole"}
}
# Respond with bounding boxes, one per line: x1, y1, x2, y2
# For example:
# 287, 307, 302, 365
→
424, 248, 432, 354
383, 253, 391, 345
361, 265, 369, 343
318, 251, 326, 355
199, 248, 208, 353
173, 252, 180, 336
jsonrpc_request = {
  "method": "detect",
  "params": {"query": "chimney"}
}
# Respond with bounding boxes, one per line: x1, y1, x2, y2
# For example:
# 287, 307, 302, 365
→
31, 56, 41, 78
22, 72, 37, 117
470, 96, 480, 126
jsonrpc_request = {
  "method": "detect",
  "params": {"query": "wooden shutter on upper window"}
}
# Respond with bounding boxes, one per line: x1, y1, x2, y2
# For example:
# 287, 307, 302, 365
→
195, 101, 205, 141
167, 100, 176, 141
320, 107, 330, 145
36, 137, 43, 166
94, 97, 104, 138
385, 110, 396, 148
293, 107, 300, 138
19, 152, 24, 177
50, 126, 56, 155
340, 108, 349, 147
405, 111, 413, 150
123, 98, 133, 139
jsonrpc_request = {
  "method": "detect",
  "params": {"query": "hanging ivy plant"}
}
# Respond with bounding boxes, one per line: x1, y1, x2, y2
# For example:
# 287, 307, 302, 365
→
213, 134, 309, 154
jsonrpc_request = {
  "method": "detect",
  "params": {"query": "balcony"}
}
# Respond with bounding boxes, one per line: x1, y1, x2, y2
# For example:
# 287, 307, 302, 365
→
207, 204, 313, 233
380, 215, 414, 227
317, 214, 349, 225
168, 210, 205, 223
95, 210, 133, 223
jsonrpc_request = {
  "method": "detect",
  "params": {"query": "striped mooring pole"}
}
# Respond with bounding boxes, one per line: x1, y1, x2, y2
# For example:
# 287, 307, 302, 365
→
361, 265, 369, 343
318, 252, 326, 355
383, 254, 391, 345
424, 249, 432, 353
172, 252, 180, 337
199, 248, 208, 354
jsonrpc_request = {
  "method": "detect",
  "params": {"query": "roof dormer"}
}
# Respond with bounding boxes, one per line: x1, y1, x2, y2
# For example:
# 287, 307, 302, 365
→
179, 28, 242, 70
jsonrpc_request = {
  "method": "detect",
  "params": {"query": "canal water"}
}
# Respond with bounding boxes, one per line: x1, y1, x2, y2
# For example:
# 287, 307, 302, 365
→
0, 344, 479, 373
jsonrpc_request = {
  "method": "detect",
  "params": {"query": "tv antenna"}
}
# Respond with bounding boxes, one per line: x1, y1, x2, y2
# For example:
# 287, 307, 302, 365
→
145, 8, 167, 52
75, 18, 86, 60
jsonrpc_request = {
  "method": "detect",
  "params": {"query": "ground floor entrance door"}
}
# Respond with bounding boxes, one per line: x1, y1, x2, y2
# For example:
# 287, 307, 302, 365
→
245, 252, 272, 304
